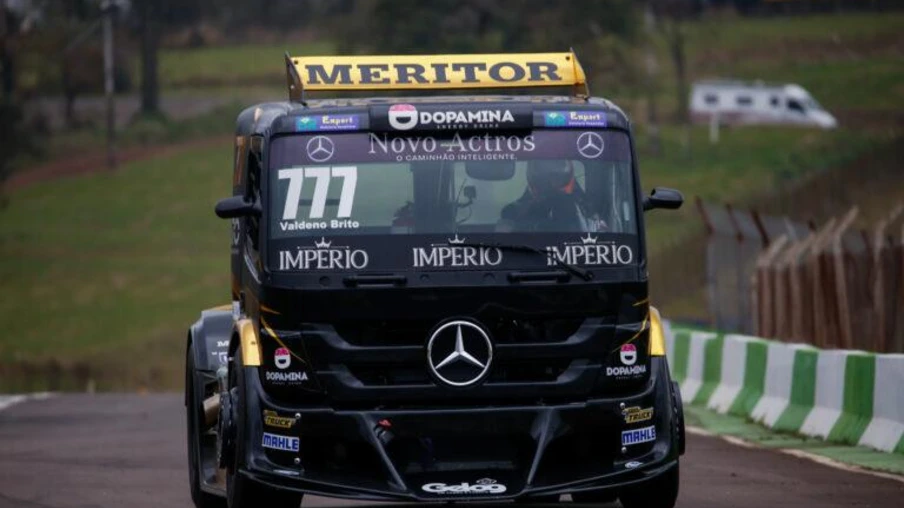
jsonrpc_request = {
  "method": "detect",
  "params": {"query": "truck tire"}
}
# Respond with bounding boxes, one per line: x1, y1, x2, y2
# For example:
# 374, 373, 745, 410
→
672, 381, 686, 456
225, 347, 303, 508
617, 464, 679, 508
186, 343, 226, 508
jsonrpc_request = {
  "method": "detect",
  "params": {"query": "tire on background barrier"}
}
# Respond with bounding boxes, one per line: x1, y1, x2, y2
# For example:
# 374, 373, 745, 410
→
225, 347, 303, 508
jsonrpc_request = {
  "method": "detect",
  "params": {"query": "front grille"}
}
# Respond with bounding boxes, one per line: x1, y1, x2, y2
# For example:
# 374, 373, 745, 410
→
487, 358, 572, 383
334, 317, 586, 347
334, 319, 436, 348
348, 365, 431, 386
298, 316, 618, 405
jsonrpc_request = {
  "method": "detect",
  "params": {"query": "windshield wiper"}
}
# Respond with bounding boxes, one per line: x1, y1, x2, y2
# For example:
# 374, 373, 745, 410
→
457, 242, 593, 282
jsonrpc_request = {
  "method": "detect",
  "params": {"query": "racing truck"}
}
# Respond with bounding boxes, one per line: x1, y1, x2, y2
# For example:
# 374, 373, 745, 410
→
185, 51, 686, 508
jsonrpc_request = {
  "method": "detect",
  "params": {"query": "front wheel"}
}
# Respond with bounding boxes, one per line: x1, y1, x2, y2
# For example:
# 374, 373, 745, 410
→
186, 343, 227, 508
225, 347, 303, 508
618, 464, 679, 508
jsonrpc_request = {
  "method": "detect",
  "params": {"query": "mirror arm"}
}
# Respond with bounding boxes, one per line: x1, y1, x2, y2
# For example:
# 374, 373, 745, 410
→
215, 195, 261, 219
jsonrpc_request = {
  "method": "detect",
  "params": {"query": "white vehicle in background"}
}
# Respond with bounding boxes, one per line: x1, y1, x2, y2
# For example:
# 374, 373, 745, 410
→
690, 80, 838, 129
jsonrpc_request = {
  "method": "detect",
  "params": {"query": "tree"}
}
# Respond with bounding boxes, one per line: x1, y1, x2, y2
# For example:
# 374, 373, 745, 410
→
0, 101, 40, 204
137, 0, 160, 115
649, 0, 700, 155
0, 2, 21, 100
643, 3, 662, 156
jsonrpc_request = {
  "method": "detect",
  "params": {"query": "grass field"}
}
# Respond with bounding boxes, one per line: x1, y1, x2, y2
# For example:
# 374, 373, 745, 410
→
0, 144, 232, 389
158, 42, 334, 88
638, 124, 882, 245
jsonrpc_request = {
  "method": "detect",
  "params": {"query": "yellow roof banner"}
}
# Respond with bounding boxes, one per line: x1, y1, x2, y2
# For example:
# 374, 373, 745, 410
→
286, 52, 588, 95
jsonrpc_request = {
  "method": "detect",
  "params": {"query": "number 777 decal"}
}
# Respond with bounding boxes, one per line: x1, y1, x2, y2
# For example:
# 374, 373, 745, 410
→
278, 166, 358, 220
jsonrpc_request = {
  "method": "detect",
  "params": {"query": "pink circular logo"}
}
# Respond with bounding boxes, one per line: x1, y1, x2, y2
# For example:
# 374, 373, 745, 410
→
274, 347, 291, 370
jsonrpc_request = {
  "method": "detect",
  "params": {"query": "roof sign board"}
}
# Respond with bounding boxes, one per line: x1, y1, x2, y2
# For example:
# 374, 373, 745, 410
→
286, 52, 588, 99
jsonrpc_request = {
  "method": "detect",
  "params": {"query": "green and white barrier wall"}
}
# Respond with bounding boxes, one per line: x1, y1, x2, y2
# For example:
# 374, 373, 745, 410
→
663, 322, 904, 454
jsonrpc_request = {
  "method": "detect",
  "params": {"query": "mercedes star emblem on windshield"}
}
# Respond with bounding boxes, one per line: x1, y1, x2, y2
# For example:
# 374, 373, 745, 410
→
306, 135, 335, 162
576, 131, 605, 159
427, 320, 493, 387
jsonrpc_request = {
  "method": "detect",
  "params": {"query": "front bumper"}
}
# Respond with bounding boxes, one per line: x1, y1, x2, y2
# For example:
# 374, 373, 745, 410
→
239, 357, 679, 502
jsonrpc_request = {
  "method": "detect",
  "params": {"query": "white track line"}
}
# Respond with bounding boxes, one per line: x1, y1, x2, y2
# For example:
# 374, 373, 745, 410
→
687, 425, 904, 484
0, 392, 54, 412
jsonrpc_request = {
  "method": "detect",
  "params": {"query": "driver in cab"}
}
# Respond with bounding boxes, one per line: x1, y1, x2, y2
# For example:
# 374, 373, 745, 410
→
499, 160, 606, 232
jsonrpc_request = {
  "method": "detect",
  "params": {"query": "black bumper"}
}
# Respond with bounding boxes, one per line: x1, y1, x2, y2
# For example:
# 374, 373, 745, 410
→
239, 357, 680, 502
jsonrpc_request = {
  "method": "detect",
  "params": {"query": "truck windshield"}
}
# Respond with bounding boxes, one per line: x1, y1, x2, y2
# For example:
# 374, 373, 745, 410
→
269, 130, 636, 237
266, 129, 639, 272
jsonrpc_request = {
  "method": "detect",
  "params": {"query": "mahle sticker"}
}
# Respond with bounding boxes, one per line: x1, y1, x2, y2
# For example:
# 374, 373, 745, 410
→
621, 425, 656, 446
262, 432, 300, 452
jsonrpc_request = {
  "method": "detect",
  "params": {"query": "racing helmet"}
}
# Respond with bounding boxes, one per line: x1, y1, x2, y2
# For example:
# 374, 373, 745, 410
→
527, 159, 576, 196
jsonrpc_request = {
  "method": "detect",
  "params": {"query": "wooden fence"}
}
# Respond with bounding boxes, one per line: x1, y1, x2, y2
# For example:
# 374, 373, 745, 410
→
754, 205, 904, 352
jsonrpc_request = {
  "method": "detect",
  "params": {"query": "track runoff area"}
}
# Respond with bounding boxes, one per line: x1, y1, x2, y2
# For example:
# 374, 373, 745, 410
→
0, 393, 901, 507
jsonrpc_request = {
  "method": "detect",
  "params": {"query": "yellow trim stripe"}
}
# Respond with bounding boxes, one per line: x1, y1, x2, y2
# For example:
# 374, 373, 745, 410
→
261, 304, 281, 315
649, 306, 666, 357
237, 319, 262, 366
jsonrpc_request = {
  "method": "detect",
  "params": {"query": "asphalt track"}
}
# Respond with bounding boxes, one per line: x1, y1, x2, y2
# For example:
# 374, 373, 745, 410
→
0, 394, 901, 508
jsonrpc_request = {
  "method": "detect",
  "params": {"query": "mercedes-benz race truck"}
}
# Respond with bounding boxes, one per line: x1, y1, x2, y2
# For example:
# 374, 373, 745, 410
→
185, 51, 686, 508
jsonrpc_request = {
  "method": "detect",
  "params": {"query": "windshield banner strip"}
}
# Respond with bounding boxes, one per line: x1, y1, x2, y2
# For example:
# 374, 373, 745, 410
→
269, 130, 629, 166
268, 233, 638, 272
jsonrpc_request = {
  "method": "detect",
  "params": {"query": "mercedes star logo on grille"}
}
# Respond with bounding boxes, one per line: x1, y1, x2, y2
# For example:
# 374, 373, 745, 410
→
306, 135, 335, 162
576, 131, 605, 159
427, 320, 493, 387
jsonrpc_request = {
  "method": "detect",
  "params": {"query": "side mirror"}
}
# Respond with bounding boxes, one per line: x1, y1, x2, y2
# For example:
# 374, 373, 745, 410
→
215, 195, 261, 219
643, 187, 684, 212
